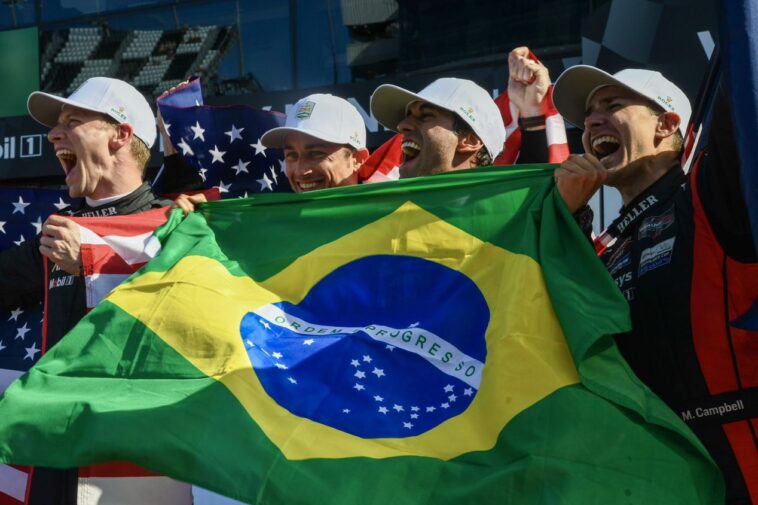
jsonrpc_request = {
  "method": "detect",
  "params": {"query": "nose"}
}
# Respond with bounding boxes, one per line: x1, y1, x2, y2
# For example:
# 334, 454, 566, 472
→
583, 110, 605, 130
397, 114, 415, 133
48, 124, 64, 144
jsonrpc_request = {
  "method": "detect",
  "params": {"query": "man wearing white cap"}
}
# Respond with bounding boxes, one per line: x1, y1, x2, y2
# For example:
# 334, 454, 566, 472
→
549, 64, 757, 504
261, 93, 369, 192
0, 77, 193, 504
370, 77, 506, 178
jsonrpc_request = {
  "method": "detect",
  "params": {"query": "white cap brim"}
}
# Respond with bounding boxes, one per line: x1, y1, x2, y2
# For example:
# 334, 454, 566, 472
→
370, 84, 431, 132
553, 65, 632, 130
261, 126, 362, 149
28, 91, 112, 128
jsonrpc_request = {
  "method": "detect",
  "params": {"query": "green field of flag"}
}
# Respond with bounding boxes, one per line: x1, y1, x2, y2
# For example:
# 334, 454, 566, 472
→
0, 165, 722, 504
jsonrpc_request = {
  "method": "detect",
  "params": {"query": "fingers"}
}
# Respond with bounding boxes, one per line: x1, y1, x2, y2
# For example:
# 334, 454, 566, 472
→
171, 193, 206, 215
39, 215, 82, 275
554, 154, 608, 213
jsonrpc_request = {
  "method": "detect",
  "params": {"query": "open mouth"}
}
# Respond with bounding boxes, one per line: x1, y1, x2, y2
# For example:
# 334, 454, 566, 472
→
56, 149, 77, 174
401, 140, 421, 163
591, 135, 620, 161
297, 179, 324, 192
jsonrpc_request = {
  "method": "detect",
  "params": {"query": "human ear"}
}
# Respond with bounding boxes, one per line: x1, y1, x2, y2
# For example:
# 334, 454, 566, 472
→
351, 148, 370, 170
109, 123, 134, 150
655, 111, 680, 140
456, 131, 484, 155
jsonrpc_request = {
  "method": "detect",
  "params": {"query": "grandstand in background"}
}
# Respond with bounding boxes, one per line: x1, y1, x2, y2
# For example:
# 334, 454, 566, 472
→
40, 25, 238, 99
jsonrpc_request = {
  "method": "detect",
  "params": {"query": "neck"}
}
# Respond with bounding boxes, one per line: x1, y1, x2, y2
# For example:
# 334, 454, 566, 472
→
90, 159, 144, 200
612, 151, 679, 205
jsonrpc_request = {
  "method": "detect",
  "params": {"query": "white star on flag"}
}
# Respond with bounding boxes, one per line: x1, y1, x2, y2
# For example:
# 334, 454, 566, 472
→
403, 422, 413, 429
354, 370, 366, 379
177, 138, 194, 156
275, 363, 287, 370
232, 159, 251, 175
53, 197, 70, 210
443, 384, 454, 393
288, 377, 297, 384
410, 406, 419, 412
198, 168, 208, 181
303, 338, 315, 345
163, 122, 171, 134
278, 159, 286, 174
385, 345, 395, 351
217, 180, 231, 193
0, 221, 6, 234
371, 367, 385, 378
24, 341, 40, 361
250, 138, 267, 155
0, 340, 5, 352
373, 395, 384, 402
362, 355, 372, 363
342, 409, 350, 414
440, 402, 450, 409
410, 413, 418, 419
12, 196, 30, 215
8, 308, 22, 321
272, 351, 283, 359
209, 145, 226, 164
392, 404, 404, 412
190, 121, 206, 141
353, 383, 365, 391
13, 235, 25, 246
31, 216, 43, 235
257, 173, 273, 191
464, 387, 474, 396
426, 406, 436, 412
15, 322, 30, 340
225, 124, 245, 143
269, 165, 278, 184
350, 359, 360, 367
448, 394, 457, 402
260, 320, 271, 330
378, 406, 388, 414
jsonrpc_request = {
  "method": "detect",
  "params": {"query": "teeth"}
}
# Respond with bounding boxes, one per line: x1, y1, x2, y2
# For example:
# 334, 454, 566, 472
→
56, 149, 76, 160
401, 140, 420, 157
592, 135, 619, 148
299, 182, 320, 190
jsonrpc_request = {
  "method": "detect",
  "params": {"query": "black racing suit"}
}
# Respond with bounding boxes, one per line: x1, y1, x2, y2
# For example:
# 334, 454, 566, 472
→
520, 84, 757, 503
0, 166, 202, 504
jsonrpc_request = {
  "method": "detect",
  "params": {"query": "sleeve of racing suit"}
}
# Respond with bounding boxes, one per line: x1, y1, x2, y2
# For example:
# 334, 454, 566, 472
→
157, 153, 205, 194
516, 129, 550, 164
0, 237, 45, 309
697, 77, 757, 263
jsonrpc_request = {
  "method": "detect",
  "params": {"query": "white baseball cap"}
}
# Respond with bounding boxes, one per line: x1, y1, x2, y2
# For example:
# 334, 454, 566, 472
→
27, 77, 157, 148
370, 78, 506, 160
261, 94, 366, 150
553, 65, 691, 137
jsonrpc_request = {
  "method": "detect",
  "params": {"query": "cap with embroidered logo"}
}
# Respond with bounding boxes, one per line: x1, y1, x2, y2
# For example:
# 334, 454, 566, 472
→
261, 93, 367, 150
370, 77, 506, 160
27, 77, 157, 148
553, 65, 691, 137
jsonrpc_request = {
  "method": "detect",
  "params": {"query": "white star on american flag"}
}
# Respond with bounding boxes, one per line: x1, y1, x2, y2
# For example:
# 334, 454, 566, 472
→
225, 124, 245, 143
31, 216, 43, 235
24, 341, 40, 361
232, 159, 250, 175
13, 235, 25, 246
53, 197, 70, 210
209, 145, 226, 164
250, 138, 267, 155
190, 121, 206, 141
8, 308, 22, 321
15, 323, 30, 340
177, 137, 194, 156
0, 221, 5, 234
257, 173, 274, 191
12, 196, 30, 215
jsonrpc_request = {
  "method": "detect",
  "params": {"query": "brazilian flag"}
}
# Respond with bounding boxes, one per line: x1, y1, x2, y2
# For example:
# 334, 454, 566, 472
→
0, 166, 722, 504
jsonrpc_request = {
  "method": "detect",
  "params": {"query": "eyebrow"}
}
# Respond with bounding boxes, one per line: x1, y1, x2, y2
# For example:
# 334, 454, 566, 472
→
585, 96, 620, 116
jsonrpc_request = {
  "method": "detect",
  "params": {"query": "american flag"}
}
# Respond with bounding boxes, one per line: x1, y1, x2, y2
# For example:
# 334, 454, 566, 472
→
157, 80, 290, 198
0, 187, 71, 505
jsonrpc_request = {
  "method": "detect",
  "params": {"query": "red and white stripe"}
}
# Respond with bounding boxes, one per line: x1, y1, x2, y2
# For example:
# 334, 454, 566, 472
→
76, 208, 168, 310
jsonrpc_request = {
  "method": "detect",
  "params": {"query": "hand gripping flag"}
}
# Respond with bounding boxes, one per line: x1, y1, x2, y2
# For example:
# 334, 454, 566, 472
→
0, 166, 723, 504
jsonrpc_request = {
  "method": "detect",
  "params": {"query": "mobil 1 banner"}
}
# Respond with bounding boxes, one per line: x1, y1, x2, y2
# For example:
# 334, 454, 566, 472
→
0, 115, 60, 181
